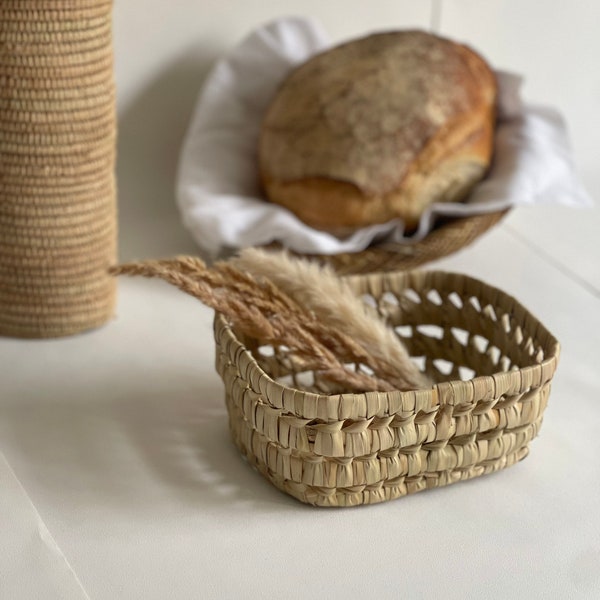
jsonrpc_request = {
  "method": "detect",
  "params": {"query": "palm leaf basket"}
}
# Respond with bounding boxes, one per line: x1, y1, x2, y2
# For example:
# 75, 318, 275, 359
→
214, 269, 559, 507
273, 210, 508, 275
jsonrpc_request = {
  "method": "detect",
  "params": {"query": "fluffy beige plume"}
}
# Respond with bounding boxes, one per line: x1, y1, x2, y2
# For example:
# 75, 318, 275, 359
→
232, 248, 430, 390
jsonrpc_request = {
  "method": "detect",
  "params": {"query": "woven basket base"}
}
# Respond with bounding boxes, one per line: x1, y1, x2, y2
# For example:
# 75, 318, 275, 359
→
231, 422, 530, 507
226, 390, 542, 506
0, 303, 115, 339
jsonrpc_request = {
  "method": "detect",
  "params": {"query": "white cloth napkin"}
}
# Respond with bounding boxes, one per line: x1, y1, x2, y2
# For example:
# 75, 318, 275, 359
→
177, 16, 593, 256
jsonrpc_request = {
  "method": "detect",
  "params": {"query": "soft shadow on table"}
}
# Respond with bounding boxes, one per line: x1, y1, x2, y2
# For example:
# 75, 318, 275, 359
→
0, 362, 301, 513
114, 368, 303, 511
116, 44, 217, 262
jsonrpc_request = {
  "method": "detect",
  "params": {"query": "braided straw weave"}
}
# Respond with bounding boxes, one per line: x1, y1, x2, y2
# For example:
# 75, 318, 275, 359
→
308, 210, 509, 275
0, 0, 116, 338
215, 270, 560, 507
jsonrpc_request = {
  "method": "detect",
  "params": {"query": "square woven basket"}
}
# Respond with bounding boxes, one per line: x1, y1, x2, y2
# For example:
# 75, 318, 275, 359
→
214, 270, 560, 507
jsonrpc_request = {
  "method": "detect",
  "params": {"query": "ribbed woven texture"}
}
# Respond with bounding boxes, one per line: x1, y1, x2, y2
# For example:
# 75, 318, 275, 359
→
312, 210, 509, 275
0, 0, 116, 338
215, 270, 560, 507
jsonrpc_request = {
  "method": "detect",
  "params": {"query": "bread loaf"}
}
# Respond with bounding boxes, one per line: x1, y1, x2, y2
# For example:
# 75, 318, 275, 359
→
259, 30, 497, 232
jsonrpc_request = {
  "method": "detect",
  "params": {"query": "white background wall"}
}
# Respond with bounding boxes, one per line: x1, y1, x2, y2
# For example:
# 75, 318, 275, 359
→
111, 0, 599, 260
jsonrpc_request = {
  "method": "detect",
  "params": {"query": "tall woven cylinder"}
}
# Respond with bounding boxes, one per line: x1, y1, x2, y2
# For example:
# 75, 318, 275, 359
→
0, 0, 117, 338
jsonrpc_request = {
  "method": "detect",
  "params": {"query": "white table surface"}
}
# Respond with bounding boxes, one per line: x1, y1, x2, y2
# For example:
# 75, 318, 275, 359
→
2, 198, 599, 600
2, 2, 600, 599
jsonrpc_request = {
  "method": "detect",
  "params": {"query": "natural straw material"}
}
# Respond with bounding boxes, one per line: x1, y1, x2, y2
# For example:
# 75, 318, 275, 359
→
215, 270, 560, 507
280, 210, 509, 275
0, 0, 117, 338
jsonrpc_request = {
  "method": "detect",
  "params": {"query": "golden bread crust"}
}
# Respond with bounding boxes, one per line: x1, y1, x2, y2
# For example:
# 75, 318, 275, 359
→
259, 30, 497, 231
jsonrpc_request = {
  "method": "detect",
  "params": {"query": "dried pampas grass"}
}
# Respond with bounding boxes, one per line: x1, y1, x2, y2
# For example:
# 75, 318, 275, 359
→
232, 248, 429, 390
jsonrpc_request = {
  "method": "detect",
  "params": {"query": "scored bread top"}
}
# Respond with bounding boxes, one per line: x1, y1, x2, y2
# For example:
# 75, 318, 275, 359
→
259, 30, 497, 197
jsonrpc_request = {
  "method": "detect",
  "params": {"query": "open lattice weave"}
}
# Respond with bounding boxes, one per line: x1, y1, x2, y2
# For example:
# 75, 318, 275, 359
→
0, 0, 116, 337
215, 270, 560, 507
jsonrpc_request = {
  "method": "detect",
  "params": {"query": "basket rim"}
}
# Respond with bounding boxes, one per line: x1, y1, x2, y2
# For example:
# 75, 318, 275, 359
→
292, 209, 510, 275
214, 269, 560, 420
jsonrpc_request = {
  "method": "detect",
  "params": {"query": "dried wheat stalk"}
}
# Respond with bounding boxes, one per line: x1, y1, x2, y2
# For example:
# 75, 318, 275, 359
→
110, 257, 398, 392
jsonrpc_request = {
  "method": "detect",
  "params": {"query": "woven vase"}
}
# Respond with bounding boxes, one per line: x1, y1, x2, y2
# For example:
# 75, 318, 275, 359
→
0, 0, 117, 338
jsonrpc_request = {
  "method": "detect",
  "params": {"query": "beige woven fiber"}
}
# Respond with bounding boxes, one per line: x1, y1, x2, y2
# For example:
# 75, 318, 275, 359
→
0, 0, 117, 338
268, 210, 508, 275
215, 270, 560, 507
313, 210, 509, 275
